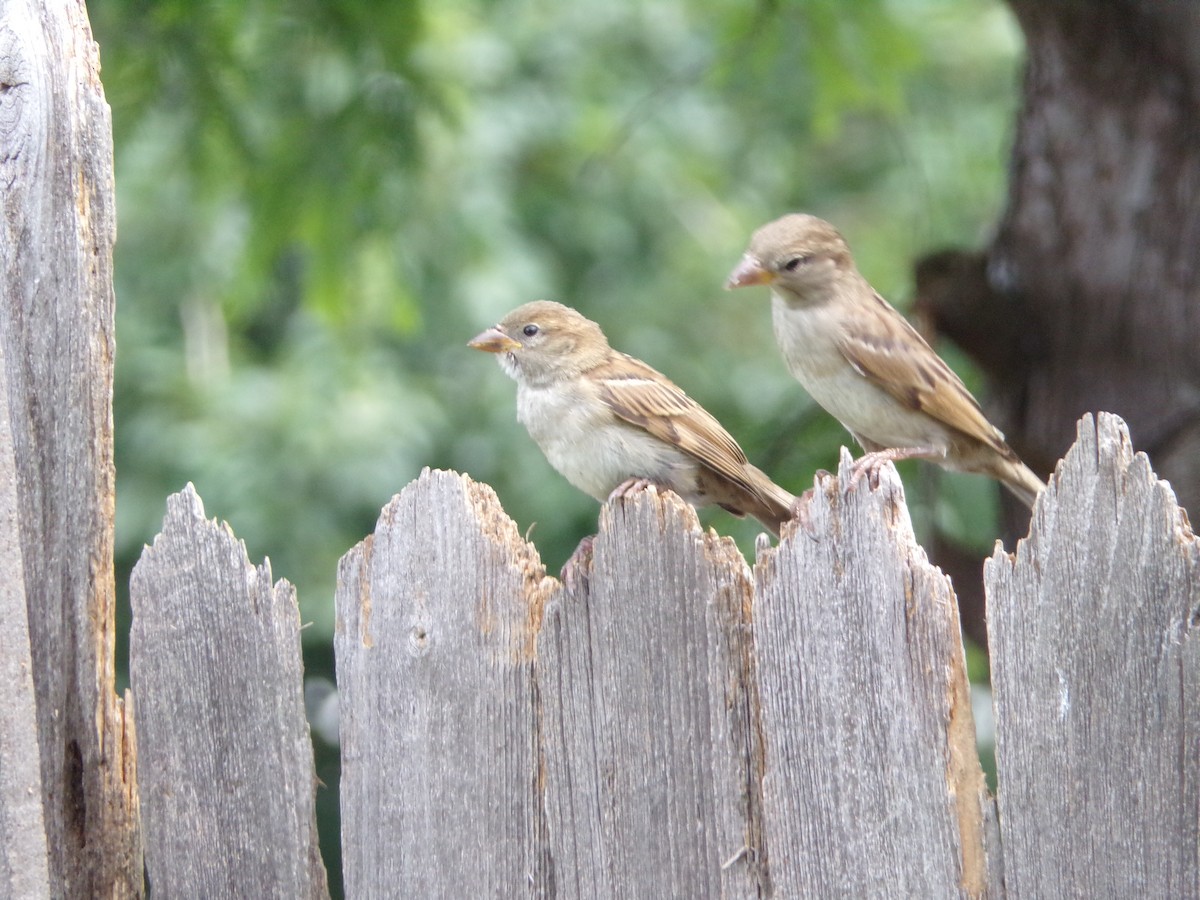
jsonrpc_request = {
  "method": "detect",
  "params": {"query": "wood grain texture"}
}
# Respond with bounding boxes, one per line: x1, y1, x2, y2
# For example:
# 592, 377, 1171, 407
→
130, 486, 329, 899
335, 469, 554, 898
0, 332, 51, 897
987, 412, 1200, 897
754, 452, 999, 898
0, 2, 139, 894
539, 487, 769, 898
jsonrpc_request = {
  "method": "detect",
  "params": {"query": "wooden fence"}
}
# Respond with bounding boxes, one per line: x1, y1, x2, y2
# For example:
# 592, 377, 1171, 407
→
2, 4, 1198, 896
123, 412, 1195, 898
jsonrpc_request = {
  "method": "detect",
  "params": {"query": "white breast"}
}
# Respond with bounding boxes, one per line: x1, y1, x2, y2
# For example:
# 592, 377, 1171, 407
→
516, 379, 702, 502
771, 293, 953, 452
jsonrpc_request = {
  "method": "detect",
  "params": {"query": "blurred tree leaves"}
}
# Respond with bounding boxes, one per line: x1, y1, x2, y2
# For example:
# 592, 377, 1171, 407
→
97, 0, 1019, 629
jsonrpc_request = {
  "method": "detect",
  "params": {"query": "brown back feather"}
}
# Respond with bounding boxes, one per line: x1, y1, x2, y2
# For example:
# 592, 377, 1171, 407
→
839, 292, 1012, 456
593, 353, 793, 525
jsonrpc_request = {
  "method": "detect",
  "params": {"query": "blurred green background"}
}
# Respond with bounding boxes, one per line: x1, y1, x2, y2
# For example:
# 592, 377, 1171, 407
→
93, 0, 1019, 890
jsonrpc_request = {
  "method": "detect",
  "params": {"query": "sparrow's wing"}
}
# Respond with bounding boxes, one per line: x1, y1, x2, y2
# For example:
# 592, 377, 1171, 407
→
838, 292, 1010, 453
591, 353, 753, 483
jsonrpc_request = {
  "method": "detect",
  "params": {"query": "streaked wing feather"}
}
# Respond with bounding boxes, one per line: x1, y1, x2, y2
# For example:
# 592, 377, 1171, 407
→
592, 353, 752, 485
839, 293, 1009, 453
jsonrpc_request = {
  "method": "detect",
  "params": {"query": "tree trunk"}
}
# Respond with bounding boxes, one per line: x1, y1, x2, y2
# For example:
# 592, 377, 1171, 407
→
916, 1, 1200, 641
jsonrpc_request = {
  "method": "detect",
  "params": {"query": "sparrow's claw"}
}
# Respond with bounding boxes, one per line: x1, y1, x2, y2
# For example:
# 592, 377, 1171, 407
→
607, 477, 655, 503
847, 446, 943, 492
560, 534, 595, 592
847, 453, 888, 492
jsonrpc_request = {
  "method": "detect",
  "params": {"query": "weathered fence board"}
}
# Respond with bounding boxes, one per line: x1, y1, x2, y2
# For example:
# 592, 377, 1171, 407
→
129, 486, 329, 899
987, 412, 1200, 897
0, 339, 51, 898
335, 470, 553, 897
754, 452, 999, 898
0, 1, 139, 894
538, 491, 769, 898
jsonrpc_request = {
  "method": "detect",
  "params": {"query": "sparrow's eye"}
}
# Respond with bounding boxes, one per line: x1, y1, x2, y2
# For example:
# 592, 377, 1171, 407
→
783, 255, 811, 272
523, 324, 539, 337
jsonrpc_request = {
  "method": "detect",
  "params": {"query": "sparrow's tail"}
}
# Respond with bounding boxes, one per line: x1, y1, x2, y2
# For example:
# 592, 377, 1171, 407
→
996, 457, 1046, 509
735, 465, 797, 537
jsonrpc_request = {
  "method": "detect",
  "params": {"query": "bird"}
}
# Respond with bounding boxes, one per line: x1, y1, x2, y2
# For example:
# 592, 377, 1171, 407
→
725, 213, 1044, 508
469, 300, 796, 535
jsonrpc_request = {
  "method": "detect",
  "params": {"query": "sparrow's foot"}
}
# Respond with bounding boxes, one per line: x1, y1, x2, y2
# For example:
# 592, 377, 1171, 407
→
560, 534, 595, 592
847, 446, 942, 492
847, 453, 890, 492
607, 477, 656, 503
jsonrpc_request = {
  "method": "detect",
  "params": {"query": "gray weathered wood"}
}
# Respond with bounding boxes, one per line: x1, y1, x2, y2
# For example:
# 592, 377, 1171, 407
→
0, 331, 51, 896
987, 412, 1200, 897
0, 1, 140, 894
335, 469, 553, 897
334, 463, 1009, 896
539, 488, 769, 898
129, 486, 329, 899
115, 414, 1200, 896
754, 452, 999, 898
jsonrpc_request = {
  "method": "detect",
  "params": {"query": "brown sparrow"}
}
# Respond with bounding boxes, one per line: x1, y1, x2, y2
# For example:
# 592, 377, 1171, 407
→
726, 213, 1044, 508
469, 300, 796, 534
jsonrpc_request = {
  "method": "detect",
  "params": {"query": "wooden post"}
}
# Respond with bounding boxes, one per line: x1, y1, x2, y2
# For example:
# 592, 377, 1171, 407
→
538, 488, 770, 898
0, 1, 139, 894
754, 452, 1000, 897
335, 470, 552, 897
129, 487, 329, 898
987, 412, 1200, 896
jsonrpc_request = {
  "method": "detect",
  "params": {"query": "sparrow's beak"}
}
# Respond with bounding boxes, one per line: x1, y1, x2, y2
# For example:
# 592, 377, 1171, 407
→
468, 327, 522, 354
725, 255, 775, 290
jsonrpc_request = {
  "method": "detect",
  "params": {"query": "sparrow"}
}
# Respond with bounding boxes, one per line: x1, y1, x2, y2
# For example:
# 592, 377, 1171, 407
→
726, 213, 1044, 508
469, 300, 796, 535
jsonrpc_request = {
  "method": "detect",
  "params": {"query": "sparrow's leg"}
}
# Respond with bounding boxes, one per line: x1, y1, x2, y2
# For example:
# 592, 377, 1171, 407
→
848, 446, 945, 491
606, 477, 656, 502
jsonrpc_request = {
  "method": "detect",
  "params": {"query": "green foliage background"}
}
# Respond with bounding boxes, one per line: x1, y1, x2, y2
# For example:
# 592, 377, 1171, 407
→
94, 0, 1019, 889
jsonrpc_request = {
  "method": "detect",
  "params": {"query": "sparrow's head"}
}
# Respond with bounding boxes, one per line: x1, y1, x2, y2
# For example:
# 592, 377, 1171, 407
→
468, 300, 609, 385
725, 214, 854, 301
